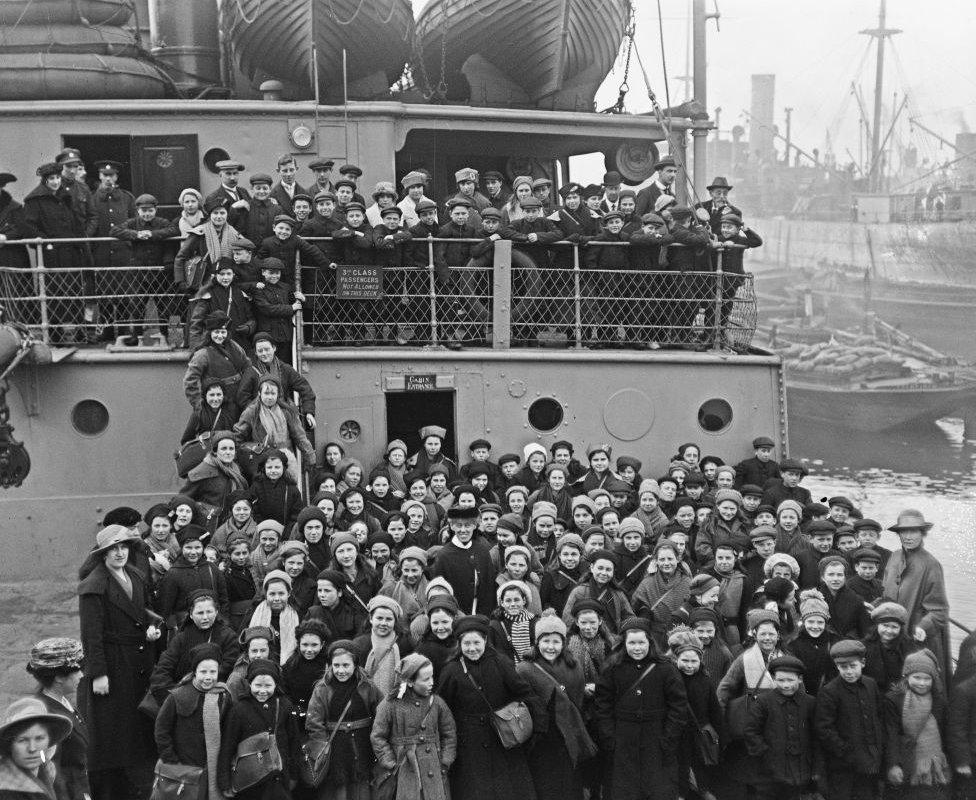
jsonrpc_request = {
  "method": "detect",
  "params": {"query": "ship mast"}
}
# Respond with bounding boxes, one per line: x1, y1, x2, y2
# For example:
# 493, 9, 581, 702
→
860, 0, 900, 192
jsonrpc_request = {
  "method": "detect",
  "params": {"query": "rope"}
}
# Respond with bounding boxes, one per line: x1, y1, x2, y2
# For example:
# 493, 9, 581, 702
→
655, 0, 672, 114
328, 0, 367, 25
234, 0, 260, 26
377, 0, 398, 26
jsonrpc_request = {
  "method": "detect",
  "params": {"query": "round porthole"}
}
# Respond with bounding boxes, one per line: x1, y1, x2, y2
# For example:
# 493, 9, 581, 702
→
71, 399, 109, 436
698, 398, 733, 433
528, 397, 564, 433
338, 419, 361, 443
203, 148, 231, 174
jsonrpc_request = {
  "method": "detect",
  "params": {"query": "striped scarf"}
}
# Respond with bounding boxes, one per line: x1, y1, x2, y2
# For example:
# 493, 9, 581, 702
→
202, 688, 223, 800
203, 222, 239, 265
502, 609, 533, 662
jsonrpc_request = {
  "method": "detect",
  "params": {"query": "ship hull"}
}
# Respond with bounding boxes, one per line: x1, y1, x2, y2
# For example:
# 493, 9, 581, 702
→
415, 0, 630, 108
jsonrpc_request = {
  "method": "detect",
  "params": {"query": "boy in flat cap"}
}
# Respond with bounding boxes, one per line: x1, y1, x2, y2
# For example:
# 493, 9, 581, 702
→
434, 198, 484, 348
734, 436, 781, 490
308, 157, 335, 196
240, 172, 278, 244
482, 170, 509, 209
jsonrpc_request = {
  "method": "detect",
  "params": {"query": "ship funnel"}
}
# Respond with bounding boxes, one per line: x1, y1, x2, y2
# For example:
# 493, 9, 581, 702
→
149, 0, 221, 94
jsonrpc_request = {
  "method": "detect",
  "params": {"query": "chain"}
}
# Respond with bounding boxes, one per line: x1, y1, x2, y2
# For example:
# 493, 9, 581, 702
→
615, 5, 636, 113
435, 30, 448, 100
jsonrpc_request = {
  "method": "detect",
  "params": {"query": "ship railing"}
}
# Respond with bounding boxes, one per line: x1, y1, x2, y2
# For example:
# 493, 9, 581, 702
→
0, 236, 757, 351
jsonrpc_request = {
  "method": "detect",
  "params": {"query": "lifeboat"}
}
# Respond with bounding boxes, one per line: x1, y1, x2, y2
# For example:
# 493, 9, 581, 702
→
0, 0, 132, 26
415, 0, 631, 109
0, 53, 170, 100
225, 0, 414, 99
0, 24, 142, 57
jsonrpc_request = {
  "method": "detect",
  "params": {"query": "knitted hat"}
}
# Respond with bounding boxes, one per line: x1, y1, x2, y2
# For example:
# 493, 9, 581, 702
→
531, 501, 558, 523
763, 577, 795, 604
523, 442, 547, 462
497, 513, 525, 535
262, 570, 292, 592
799, 589, 830, 621
637, 479, 660, 498
619, 617, 653, 638
454, 614, 491, 639
688, 574, 719, 598
239, 626, 275, 647
714, 489, 743, 506
189, 642, 223, 672
555, 533, 584, 554
503, 544, 532, 564
426, 595, 459, 616
27, 637, 84, 672
366, 532, 395, 551
667, 625, 703, 657
367, 595, 403, 619
871, 602, 909, 626
326, 639, 360, 664
398, 546, 428, 566
572, 496, 596, 513
496, 580, 531, 605
618, 517, 646, 537
246, 658, 280, 682
534, 610, 568, 641
396, 653, 432, 684
425, 576, 454, 597
902, 648, 939, 679
763, 552, 800, 578
688, 607, 722, 629
330, 531, 359, 556
746, 608, 780, 631
715, 465, 736, 479
256, 519, 285, 537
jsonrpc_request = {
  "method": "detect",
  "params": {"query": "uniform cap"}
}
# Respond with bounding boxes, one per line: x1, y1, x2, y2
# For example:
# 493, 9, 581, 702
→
55, 148, 83, 165
134, 194, 158, 207
95, 160, 123, 175
752, 436, 775, 448
343, 201, 366, 213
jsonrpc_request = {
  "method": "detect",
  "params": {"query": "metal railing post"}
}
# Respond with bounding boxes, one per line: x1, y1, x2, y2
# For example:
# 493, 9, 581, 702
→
492, 240, 512, 349
572, 244, 583, 349
712, 251, 724, 351
34, 241, 50, 345
427, 237, 438, 345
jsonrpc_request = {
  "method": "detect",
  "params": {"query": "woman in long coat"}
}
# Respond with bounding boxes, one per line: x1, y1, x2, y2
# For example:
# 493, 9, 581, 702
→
593, 617, 687, 800
437, 615, 541, 800
78, 525, 163, 799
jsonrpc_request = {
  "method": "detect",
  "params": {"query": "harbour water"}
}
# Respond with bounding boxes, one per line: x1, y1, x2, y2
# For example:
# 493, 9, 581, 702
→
791, 416, 976, 648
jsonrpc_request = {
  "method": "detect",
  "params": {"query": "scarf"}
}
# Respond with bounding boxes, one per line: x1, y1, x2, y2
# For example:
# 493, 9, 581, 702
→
0, 756, 56, 798
743, 643, 779, 689
201, 686, 224, 800
250, 601, 299, 663
203, 221, 238, 264
365, 631, 399, 696
901, 690, 949, 785
501, 609, 533, 662
208, 453, 248, 492
258, 402, 290, 448
567, 633, 608, 683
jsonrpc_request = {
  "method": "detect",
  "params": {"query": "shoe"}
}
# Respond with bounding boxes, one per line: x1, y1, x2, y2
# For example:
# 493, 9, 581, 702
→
121, 335, 139, 347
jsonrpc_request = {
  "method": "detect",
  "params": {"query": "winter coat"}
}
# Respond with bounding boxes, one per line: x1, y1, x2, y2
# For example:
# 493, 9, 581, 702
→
154, 679, 232, 769
183, 339, 252, 410
256, 233, 328, 270
180, 456, 248, 522
34, 691, 89, 800
761, 479, 812, 509
247, 473, 303, 529
786, 628, 840, 695
0, 757, 58, 800
437, 649, 541, 800
560, 579, 634, 635
77, 563, 158, 771
583, 230, 631, 270
819, 581, 871, 640
250, 280, 298, 344
370, 690, 457, 800
0, 190, 31, 269
733, 455, 781, 490
744, 688, 820, 787
884, 685, 949, 779
156, 556, 230, 629
305, 598, 365, 641
695, 515, 750, 566
815, 674, 885, 775
109, 214, 176, 268
539, 565, 585, 616
240, 197, 278, 244
149, 618, 239, 700
188, 283, 255, 350
948, 674, 976, 770
237, 357, 316, 418
22, 182, 87, 270
863, 633, 921, 693
431, 538, 497, 616
593, 655, 688, 800
180, 404, 238, 446
233, 398, 315, 465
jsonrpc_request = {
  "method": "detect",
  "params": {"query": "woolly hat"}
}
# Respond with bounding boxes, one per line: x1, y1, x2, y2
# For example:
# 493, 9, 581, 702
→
497, 513, 525, 535
189, 642, 223, 672
902, 648, 939, 679
240, 626, 275, 647
262, 570, 292, 591
799, 589, 830, 620
296, 506, 329, 534
367, 595, 403, 619
277, 540, 309, 561
763, 552, 800, 579
396, 653, 432, 684
496, 580, 531, 605
763, 577, 796, 604
326, 639, 359, 663
581, 525, 605, 542
555, 533, 585, 554
330, 532, 359, 556
534, 610, 568, 641
503, 544, 532, 564
619, 617, 653, 638
746, 608, 780, 631
454, 614, 491, 639
871, 602, 909, 626
715, 465, 736, 479
398, 546, 428, 566
366, 532, 395, 551
572, 496, 596, 513
523, 442, 547, 462
256, 519, 285, 537
618, 517, 646, 537
426, 594, 459, 616
688, 607, 722, 629
688, 574, 720, 597
714, 489, 743, 506
667, 625, 703, 656
246, 658, 280, 682
531, 501, 558, 523
638, 479, 661, 498
425, 576, 454, 598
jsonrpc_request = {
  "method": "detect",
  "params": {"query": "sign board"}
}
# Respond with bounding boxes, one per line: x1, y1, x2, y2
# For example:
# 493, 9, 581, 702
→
336, 264, 383, 299
405, 374, 437, 391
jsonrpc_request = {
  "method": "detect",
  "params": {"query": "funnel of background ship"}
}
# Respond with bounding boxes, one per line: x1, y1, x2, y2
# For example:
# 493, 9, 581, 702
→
0, 0, 170, 99
415, 0, 631, 110
225, 0, 414, 100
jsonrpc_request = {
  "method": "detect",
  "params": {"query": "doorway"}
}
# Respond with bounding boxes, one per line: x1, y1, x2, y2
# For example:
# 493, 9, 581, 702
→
385, 390, 457, 462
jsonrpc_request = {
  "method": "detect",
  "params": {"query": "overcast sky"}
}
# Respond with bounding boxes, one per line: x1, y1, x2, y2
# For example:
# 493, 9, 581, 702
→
597, 0, 976, 166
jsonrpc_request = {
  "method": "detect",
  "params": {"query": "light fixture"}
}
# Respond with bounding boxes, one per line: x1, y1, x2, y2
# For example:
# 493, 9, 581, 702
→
290, 124, 314, 149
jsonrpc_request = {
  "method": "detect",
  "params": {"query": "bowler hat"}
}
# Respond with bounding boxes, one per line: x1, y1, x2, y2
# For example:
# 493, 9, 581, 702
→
887, 509, 933, 533
706, 176, 733, 190
653, 156, 677, 172
602, 171, 622, 185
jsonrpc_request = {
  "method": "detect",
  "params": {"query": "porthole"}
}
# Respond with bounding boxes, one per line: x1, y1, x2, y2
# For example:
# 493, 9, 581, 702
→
698, 398, 733, 433
338, 419, 361, 443
203, 148, 231, 174
528, 397, 564, 433
71, 399, 109, 436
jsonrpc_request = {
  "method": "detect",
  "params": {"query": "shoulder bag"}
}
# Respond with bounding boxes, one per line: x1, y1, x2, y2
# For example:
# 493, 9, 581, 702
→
231, 699, 284, 793
371, 698, 436, 800
150, 760, 204, 800
725, 664, 770, 742
461, 659, 533, 749
298, 695, 353, 788
685, 703, 720, 766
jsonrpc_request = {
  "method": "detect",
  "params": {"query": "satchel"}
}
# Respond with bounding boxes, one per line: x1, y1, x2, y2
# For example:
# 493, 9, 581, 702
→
231, 700, 283, 793
237, 435, 271, 480
725, 665, 770, 742
461, 660, 533, 749
685, 704, 720, 766
174, 437, 210, 479
184, 254, 205, 289
151, 760, 204, 800
138, 689, 160, 719
298, 696, 353, 788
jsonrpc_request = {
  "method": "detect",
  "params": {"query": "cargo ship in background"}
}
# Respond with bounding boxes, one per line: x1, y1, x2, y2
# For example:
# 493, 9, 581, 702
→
0, 0, 791, 582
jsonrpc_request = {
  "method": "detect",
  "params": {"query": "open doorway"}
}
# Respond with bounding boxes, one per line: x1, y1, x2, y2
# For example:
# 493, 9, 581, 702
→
385, 390, 457, 462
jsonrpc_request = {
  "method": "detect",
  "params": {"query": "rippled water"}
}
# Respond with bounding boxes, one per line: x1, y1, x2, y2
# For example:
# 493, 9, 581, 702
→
789, 416, 976, 650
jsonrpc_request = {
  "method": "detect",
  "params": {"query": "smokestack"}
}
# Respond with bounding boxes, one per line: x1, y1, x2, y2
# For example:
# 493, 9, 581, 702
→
149, 0, 222, 93
750, 74, 776, 162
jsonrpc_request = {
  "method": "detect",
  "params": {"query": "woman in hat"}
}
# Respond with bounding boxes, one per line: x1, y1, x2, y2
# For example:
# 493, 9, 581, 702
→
78, 526, 162, 798
154, 642, 232, 800
500, 176, 533, 225
183, 310, 252, 416
330, 531, 381, 608
593, 617, 687, 800
882, 510, 951, 679
226, 627, 276, 702
248, 571, 301, 665
234, 376, 315, 484
179, 430, 248, 523
217, 658, 302, 800
372, 440, 409, 498
156, 524, 230, 630
141, 503, 181, 586
305, 640, 383, 800
174, 195, 240, 292
438, 614, 540, 800
352, 596, 413, 696
540, 533, 587, 616
490, 581, 539, 664
784, 589, 839, 696
0, 697, 73, 800
26, 638, 88, 800
884, 649, 950, 799
180, 379, 239, 447
516, 611, 597, 800
292, 506, 332, 573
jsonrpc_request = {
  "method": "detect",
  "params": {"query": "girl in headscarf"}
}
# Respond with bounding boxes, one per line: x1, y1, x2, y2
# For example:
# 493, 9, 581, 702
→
353, 597, 413, 697
248, 571, 301, 665
501, 176, 534, 225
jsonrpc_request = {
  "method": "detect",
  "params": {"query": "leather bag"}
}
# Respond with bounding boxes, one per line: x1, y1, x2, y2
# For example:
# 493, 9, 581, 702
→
150, 760, 204, 800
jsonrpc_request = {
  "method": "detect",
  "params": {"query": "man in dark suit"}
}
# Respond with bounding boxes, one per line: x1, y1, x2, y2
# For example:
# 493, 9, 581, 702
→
695, 176, 743, 234
598, 170, 623, 213
634, 156, 679, 218
205, 158, 251, 229
270, 155, 308, 215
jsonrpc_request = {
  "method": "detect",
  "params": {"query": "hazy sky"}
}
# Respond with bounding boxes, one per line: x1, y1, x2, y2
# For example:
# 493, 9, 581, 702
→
598, 0, 976, 166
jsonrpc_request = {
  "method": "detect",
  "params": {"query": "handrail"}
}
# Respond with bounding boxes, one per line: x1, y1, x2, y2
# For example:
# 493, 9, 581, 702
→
951, 617, 973, 637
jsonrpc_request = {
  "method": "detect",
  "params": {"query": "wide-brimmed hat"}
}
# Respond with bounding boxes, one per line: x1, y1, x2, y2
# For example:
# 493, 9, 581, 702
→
92, 524, 136, 555
887, 509, 933, 533
0, 697, 72, 745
